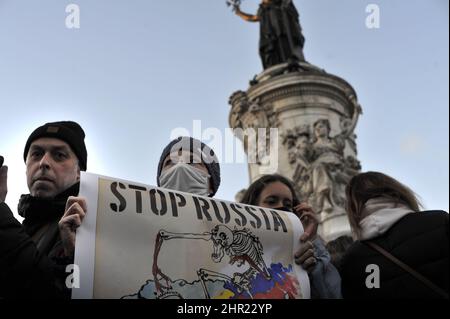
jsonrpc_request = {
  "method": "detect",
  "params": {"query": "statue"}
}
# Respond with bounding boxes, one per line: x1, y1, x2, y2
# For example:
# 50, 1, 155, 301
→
282, 125, 313, 200
282, 103, 362, 216
231, 0, 306, 69
309, 105, 361, 214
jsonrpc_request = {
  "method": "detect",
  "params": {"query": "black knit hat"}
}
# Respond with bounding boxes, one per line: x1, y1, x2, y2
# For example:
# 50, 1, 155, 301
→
23, 121, 87, 171
157, 136, 221, 197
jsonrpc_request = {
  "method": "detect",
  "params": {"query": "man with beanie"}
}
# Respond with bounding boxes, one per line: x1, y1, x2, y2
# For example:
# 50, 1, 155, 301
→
157, 136, 221, 197
0, 121, 88, 299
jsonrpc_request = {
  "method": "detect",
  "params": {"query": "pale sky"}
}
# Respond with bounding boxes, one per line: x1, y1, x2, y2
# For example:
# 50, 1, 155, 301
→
0, 0, 448, 219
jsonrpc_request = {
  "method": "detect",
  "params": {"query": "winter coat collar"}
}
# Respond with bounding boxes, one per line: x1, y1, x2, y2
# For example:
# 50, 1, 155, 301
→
18, 182, 80, 225
358, 197, 414, 240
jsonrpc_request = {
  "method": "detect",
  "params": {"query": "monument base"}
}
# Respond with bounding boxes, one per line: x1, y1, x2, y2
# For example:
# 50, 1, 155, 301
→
229, 61, 361, 242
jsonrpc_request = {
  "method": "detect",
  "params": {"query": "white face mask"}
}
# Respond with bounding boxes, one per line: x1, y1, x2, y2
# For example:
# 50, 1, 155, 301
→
159, 163, 211, 197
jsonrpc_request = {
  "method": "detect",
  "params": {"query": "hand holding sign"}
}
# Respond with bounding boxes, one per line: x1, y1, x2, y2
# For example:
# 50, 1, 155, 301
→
59, 196, 87, 257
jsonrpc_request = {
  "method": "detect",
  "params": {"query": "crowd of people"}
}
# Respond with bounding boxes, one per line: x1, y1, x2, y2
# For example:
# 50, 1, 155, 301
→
0, 121, 448, 299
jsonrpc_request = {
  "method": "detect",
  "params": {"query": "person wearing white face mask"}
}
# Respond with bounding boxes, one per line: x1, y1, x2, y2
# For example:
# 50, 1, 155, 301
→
156, 136, 221, 197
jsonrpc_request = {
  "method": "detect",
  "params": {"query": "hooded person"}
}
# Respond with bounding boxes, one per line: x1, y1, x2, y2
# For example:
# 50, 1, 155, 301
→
0, 121, 88, 299
156, 136, 221, 197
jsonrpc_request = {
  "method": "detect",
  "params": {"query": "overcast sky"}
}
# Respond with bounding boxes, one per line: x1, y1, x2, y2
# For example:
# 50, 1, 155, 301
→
0, 0, 448, 219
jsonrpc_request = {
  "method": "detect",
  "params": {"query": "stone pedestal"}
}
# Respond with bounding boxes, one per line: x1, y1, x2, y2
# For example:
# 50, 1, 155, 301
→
229, 61, 362, 242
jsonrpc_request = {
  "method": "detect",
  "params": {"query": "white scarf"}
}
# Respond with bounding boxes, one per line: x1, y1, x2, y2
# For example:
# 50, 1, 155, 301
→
358, 197, 415, 240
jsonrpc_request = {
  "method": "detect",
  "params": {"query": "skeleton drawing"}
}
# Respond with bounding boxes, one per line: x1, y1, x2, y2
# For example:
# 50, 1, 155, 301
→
152, 225, 271, 299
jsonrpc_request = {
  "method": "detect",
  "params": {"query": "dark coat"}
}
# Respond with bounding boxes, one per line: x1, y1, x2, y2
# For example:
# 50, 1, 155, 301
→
341, 210, 449, 299
0, 183, 79, 299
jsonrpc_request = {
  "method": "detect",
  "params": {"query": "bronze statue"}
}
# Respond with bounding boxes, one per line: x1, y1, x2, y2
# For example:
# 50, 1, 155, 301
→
232, 0, 306, 69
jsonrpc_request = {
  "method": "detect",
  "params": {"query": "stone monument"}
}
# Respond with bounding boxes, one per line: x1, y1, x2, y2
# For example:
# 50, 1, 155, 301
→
228, 0, 363, 241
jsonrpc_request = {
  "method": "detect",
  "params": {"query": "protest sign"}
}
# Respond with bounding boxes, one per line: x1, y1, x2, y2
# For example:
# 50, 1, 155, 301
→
73, 172, 310, 299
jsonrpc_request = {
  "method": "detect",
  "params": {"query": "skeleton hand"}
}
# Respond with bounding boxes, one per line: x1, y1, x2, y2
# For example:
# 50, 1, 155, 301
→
232, 273, 250, 291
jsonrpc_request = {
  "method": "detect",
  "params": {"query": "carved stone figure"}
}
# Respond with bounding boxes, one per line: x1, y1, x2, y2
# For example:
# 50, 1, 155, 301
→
282, 102, 361, 216
282, 125, 313, 202
309, 108, 360, 214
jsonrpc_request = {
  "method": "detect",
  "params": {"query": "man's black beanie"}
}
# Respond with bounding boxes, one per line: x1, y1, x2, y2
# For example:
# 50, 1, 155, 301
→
157, 136, 221, 197
23, 121, 87, 171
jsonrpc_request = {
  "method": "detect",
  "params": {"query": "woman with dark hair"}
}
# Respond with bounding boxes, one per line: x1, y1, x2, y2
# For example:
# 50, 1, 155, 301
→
341, 171, 449, 299
241, 174, 342, 298
241, 174, 300, 214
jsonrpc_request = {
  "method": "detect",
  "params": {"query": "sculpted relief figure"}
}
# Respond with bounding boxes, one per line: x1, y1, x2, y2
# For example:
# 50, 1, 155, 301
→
310, 105, 361, 214
283, 104, 361, 216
